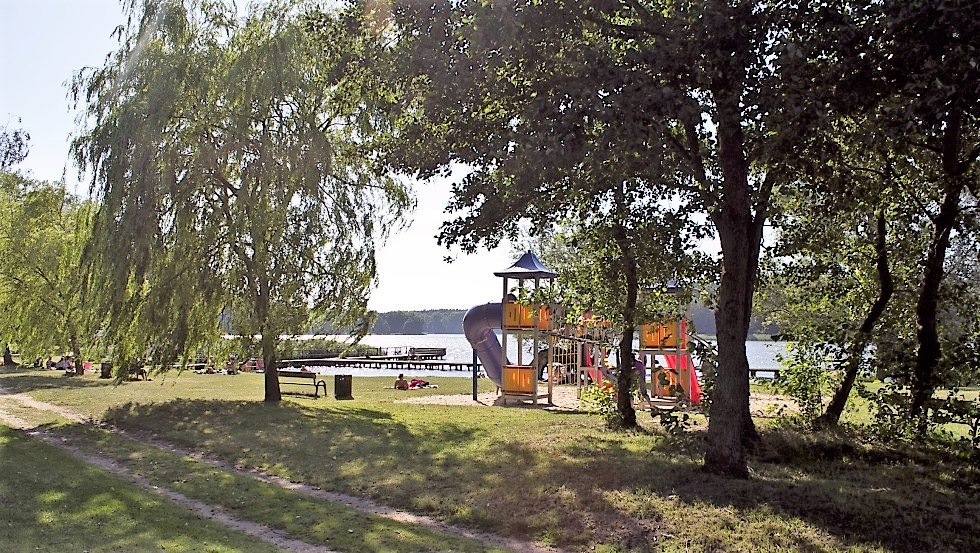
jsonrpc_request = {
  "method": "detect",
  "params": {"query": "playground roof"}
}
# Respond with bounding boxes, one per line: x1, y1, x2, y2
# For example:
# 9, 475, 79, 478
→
494, 251, 558, 279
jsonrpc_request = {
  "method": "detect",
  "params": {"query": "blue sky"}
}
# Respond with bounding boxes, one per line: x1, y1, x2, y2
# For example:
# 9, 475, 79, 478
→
0, 0, 514, 312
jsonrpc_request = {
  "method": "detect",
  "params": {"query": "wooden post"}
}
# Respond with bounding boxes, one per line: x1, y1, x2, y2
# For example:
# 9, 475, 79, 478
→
532, 276, 538, 405
676, 319, 684, 402
501, 275, 508, 405
472, 348, 478, 401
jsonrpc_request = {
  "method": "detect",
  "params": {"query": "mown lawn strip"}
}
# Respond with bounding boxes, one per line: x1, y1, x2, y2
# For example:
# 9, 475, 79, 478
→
48, 422, 511, 553
0, 423, 283, 553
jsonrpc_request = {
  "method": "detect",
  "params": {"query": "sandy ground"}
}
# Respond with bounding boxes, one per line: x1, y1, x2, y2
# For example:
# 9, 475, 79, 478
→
397, 385, 798, 416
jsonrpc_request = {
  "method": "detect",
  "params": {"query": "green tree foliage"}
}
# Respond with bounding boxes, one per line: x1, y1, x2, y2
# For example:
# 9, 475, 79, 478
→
530, 211, 708, 428
872, 2, 980, 424
379, 0, 842, 476
760, 124, 924, 428
0, 175, 97, 369
0, 122, 30, 172
762, 0, 979, 431
0, 120, 32, 364
71, 0, 409, 400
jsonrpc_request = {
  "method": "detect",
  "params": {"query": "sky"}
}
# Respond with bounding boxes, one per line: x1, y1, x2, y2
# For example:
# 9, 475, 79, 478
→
0, 0, 515, 312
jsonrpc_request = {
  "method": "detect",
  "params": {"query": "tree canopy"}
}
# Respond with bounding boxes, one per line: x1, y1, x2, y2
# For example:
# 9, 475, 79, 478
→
71, 0, 410, 399
0, 176, 96, 366
377, 0, 849, 475
0, 122, 30, 172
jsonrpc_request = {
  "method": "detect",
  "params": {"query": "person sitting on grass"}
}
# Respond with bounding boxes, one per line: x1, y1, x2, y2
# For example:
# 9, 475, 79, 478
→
57, 356, 71, 375
394, 373, 409, 390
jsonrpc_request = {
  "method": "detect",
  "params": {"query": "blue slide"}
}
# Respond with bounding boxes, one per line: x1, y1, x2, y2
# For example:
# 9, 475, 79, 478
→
462, 303, 507, 386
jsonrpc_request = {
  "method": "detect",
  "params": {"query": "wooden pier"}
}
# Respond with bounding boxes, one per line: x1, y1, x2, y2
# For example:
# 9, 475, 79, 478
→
748, 368, 781, 379
278, 346, 468, 371
278, 356, 477, 372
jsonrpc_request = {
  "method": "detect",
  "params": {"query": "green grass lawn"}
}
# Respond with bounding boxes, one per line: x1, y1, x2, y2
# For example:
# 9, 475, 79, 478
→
0, 422, 282, 553
2, 366, 978, 552
750, 378, 979, 438
37, 421, 507, 553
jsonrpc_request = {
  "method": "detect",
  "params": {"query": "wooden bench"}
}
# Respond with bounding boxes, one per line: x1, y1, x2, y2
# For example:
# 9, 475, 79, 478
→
277, 370, 327, 398
128, 365, 148, 380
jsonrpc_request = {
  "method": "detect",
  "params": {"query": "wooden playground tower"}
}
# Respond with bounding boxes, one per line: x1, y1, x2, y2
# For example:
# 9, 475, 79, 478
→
495, 251, 556, 405
637, 283, 699, 407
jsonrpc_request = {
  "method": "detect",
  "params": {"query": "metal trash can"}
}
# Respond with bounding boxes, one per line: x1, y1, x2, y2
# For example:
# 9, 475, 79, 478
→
334, 374, 353, 400
100, 362, 112, 379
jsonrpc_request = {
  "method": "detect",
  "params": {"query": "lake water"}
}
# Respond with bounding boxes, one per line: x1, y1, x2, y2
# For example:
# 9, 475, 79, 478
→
307, 333, 788, 379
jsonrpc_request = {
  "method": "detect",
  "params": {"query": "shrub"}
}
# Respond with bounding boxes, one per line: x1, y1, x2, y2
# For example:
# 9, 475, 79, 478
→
581, 381, 618, 427
689, 338, 717, 417
775, 342, 835, 427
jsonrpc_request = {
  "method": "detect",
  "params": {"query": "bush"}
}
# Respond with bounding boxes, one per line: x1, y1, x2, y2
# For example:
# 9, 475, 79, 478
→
581, 381, 618, 427
775, 342, 835, 427
860, 382, 980, 453
689, 338, 717, 417
856, 381, 917, 440
652, 408, 692, 435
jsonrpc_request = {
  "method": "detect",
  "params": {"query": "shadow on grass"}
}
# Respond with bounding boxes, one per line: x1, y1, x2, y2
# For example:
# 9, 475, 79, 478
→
573, 432, 977, 551
0, 425, 268, 552
102, 399, 978, 552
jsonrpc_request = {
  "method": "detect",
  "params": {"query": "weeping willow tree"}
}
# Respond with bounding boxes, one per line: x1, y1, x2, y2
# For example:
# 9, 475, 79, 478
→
0, 176, 97, 368
72, 0, 409, 401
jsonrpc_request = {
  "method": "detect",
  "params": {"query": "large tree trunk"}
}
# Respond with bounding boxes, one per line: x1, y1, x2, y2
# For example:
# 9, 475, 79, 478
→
616, 327, 637, 428
910, 113, 965, 426
262, 330, 281, 402
70, 333, 84, 376
2, 344, 13, 366
816, 211, 893, 428
615, 237, 639, 429
257, 288, 282, 403
705, 213, 758, 478
703, 77, 763, 478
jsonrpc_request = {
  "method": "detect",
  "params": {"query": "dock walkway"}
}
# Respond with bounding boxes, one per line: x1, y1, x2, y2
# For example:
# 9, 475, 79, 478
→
279, 356, 478, 372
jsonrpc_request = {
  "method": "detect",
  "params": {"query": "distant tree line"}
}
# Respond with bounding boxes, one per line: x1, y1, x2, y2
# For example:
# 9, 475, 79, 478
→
359, 306, 773, 336
369, 310, 466, 335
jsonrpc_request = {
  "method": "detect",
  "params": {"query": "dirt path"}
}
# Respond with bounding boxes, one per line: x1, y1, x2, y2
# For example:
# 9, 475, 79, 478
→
1, 389, 90, 423
115, 425, 562, 553
0, 383, 564, 553
0, 403, 32, 429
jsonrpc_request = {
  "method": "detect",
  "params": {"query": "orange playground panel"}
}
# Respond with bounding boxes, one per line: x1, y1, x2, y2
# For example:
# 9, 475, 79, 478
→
640, 320, 686, 348
503, 302, 551, 329
502, 365, 536, 394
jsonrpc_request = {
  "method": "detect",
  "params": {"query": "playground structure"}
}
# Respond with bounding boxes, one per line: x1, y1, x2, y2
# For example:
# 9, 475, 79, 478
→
463, 251, 703, 408
638, 315, 703, 408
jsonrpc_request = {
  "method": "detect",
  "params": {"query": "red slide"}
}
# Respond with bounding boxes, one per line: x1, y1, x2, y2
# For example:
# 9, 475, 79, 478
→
663, 354, 702, 404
